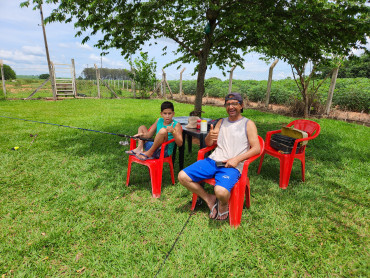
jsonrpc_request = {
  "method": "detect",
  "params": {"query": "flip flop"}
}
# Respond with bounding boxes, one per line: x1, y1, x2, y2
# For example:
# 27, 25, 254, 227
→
125, 150, 136, 155
209, 201, 218, 219
135, 153, 154, 161
216, 209, 229, 221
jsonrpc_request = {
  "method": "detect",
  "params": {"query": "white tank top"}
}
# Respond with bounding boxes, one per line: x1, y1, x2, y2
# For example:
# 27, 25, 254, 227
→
209, 117, 250, 173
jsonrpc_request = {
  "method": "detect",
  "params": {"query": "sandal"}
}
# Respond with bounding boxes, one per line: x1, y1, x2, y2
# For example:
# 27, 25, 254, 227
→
209, 201, 218, 219
216, 207, 229, 221
135, 153, 154, 161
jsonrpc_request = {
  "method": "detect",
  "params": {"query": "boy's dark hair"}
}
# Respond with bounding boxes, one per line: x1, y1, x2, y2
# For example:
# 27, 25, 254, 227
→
161, 101, 174, 112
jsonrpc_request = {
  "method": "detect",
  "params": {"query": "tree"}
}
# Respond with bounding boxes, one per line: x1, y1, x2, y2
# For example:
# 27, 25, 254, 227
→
2, 64, 16, 80
250, 0, 369, 117
39, 73, 50, 79
21, 0, 280, 116
128, 52, 157, 98
21, 1, 368, 117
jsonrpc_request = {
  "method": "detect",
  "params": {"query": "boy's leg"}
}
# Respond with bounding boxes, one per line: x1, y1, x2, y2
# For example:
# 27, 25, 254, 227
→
138, 128, 168, 158
132, 125, 148, 153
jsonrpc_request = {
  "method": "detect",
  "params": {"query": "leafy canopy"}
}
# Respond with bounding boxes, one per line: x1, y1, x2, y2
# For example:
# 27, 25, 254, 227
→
251, 0, 369, 69
20, 0, 280, 74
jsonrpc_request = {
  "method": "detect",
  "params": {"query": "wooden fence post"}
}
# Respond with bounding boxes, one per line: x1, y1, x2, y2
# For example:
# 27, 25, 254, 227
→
325, 67, 339, 115
94, 64, 101, 98
71, 58, 77, 97
162, 69, 166, 97
179, 67, 186, 95
228, 65, 236, 94
265, 59, 279, 108
39, 4, 56, 100
0, 60, 6, 97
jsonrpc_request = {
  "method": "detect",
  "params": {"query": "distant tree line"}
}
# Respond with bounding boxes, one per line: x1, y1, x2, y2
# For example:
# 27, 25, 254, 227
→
39, 73, 50, 79
80, 67, 131, 80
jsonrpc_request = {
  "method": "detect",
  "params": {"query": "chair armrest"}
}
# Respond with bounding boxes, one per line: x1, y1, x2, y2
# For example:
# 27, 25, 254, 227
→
162, 138, 175, 147
265, 129, 281, 144
197, 144, 217, 160
159, 138, 175, 158
129, 138, 137, 150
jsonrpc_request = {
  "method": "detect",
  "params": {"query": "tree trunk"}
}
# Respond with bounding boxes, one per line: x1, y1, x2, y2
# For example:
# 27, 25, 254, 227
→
192, 9, 218, 117
194, 55, 208, 116
193, 40, 214, 116
303, 86, 309, 118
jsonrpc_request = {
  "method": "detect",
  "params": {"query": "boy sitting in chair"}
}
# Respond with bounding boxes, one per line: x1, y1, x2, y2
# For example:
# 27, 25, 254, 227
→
126, 101, 183, 160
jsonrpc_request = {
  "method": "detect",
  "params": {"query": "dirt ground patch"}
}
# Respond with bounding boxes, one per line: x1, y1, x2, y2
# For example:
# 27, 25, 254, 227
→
173, 94, 370, 126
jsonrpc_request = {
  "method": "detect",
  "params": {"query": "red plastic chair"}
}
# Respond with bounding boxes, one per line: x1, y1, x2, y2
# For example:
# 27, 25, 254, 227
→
257, 119, 320, 189
190, 136, 265, 228
126, 138, 175, 198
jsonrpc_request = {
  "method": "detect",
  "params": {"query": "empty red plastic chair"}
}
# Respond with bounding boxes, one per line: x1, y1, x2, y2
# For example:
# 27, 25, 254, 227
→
126, 138, 175, 198
257, 119, 320, 189
191, 136, 265, 228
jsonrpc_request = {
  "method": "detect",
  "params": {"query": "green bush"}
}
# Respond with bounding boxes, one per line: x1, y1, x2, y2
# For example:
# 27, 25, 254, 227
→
1, 64, 16, 80
204, 79, 229, 97
168, 77, 369, 113
333, 78, 370, 112
167, 80, 179, 93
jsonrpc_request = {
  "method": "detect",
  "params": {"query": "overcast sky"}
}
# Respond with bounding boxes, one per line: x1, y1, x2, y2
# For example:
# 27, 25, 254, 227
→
0, 1, 368, 81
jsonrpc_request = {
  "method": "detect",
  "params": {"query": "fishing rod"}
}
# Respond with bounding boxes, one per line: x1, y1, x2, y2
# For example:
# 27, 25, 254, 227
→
0, 115, 154, 141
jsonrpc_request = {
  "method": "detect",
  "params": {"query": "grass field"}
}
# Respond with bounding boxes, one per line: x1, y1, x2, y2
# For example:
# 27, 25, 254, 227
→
0, 79, 133, 100
0, 98, 369, 277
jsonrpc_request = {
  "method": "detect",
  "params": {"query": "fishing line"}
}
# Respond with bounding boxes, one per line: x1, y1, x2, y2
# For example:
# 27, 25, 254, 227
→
0, 115, 154, 141
154, 212, 194, 277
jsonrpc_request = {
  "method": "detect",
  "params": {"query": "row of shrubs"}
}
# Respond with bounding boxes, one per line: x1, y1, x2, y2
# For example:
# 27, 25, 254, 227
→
4, 78, 369, 113
168, 78, 369, 113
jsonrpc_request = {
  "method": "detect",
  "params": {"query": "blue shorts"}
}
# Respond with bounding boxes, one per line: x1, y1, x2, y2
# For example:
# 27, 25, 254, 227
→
144, 141, 169, 159
183, 158, 241, 192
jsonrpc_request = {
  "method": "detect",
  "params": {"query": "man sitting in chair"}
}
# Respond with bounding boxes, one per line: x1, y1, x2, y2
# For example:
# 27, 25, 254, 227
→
178, 93, 260, 221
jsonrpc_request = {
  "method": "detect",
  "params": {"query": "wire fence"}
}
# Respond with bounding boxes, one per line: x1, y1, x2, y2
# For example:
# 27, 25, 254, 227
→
0, 78, 139, 99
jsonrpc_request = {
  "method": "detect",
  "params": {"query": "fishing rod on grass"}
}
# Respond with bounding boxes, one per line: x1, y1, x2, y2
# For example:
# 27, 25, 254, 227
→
1, 115, 154, 142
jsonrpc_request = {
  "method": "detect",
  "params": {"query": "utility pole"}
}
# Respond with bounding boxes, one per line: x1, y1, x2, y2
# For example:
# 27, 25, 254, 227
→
39, 2, 56, 99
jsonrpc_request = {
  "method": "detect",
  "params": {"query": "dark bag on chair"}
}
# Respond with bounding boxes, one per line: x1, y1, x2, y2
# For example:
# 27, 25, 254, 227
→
270, 134, 301, 154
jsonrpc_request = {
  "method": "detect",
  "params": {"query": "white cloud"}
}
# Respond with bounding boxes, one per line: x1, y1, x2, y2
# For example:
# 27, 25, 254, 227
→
351, 37, 370, 56
0, 48, 45, 64
58, 43, 70, 48
88, 54, 126, 68
22, 46, 45, 56
76, 43, 93, 51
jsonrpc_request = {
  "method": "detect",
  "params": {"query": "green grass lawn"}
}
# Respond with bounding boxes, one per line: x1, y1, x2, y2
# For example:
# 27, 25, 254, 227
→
0, 99, 369, 277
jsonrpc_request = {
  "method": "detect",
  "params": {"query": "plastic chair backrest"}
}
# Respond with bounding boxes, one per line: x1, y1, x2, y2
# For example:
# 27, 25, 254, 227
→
287, 119, 320, 139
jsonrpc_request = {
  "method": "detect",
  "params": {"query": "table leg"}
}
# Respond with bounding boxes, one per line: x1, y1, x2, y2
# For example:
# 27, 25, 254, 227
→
199, 134, 206, 149
179, 133, 185, 170
172, 144, 177, 165
187, 134, 192, 153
